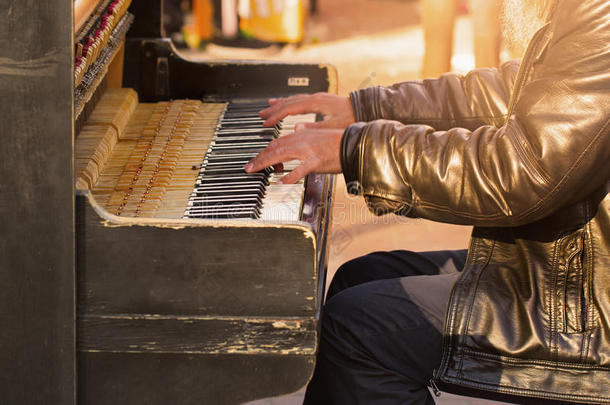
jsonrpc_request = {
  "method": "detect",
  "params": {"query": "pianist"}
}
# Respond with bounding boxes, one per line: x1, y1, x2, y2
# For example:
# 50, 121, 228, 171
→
246, 0, 609, 403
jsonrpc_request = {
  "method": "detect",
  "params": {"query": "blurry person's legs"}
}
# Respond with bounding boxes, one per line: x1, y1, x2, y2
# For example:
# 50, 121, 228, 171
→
303, 250, 467, 405
471, 0, 502, 68
422, 0, 458, 78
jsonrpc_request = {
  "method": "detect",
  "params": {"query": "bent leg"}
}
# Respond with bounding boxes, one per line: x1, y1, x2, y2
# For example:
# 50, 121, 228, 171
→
305, 273, 460, 405
327, 249, 467, 298
305, 250, 467, 405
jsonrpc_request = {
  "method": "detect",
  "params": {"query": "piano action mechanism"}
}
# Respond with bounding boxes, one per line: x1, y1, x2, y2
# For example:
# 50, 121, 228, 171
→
72, 0, 337, 403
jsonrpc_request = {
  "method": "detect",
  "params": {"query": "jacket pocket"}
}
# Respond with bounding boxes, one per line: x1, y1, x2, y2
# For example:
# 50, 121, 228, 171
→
555, 230, 588, 334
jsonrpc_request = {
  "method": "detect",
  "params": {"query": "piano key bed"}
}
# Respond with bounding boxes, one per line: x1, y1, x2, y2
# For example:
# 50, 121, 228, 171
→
75, 88, 315, 222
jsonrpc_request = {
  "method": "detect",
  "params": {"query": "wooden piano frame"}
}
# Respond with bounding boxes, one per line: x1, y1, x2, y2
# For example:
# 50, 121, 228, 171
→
0, 1, 337, 404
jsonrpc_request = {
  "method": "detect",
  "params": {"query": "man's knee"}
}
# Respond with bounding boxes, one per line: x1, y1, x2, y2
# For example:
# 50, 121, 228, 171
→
329, 250, 428, 298
321, 284, 371, 349
323, 278, 408, 346
328, 255, 379, 298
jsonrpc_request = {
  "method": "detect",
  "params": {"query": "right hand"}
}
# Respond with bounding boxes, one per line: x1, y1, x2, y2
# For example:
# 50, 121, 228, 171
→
259, 92, 356, 129
245, 127, 344, 184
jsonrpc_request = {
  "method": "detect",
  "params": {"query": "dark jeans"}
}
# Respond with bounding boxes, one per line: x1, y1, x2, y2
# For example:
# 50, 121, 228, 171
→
303, 249, 468, 405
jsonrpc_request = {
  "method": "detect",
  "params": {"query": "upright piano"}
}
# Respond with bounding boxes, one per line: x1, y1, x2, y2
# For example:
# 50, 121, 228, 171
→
0, 1, 336, 404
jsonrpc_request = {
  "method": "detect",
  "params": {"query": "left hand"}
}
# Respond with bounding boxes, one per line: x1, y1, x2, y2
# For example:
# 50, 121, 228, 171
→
244, 128, 344, 184
259, 93, 355, 129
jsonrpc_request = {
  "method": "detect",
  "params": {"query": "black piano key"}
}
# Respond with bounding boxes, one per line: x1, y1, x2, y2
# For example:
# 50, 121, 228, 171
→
200, 167, 247, 176
189, 198, 261, 206
217, 126, 274, 132
210, 139, 269, 146
199, 168, 270, 177
190, 200, 262, 209
202, 159, 252, 166
218, 124, 264, 130
216, 128, 277, 137
196, 179, 268, 188
219, 121, 276, 129
199, 175, 263, 184
214, 137, 275, 144
188, 203, 260, 210
193, 189, 265, 199
214, 135, 274, 144
192, 194, 264, 203
222, 111, 262, 117
196, 171, 267, 178
219, 120, 265, 124
193, 181, 266, 190
190, 195, 261, 204
187, 203, 260, 212
193, 183, 266, 192
192, 189, 264, 198
216, 126, 276, 132
211, 140, 270, 146
204, 153, 258, 163
201, 162, 250, 169
189, 200, 262, 208
188, 201, 259, 208
226, 104, 268, 111
219, 121, 279, 130
208, 148, 267, 155
200, 166, 272, 176
197, 176, 269, 186
187, 210, 259, 219
192, 191, 263, 199
221, 115, 264, 120
195, 180, 266, 189
226, 104, 267, 110
229, 106, 268, 112
187, 211, 260, 219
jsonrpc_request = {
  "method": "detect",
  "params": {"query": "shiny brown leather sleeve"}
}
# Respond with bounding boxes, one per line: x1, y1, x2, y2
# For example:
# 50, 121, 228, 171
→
342, 0, 610, 227
349, 61, 519, 131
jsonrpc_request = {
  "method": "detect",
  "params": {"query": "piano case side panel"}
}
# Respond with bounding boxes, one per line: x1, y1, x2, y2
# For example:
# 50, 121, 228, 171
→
76, 196, 319, 318
0, 1, 76, 404
76, 193, 321, 404
79, 352, 313, 405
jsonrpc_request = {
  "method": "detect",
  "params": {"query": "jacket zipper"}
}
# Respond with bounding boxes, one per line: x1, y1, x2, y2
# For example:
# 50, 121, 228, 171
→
562, 240, 584, 333
429, 378, 441, 397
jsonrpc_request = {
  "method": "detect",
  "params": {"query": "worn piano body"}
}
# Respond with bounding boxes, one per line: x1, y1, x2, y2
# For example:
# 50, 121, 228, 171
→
1, 1, 335, 404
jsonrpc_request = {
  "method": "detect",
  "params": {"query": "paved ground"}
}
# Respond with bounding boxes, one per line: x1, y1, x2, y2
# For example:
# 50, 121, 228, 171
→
187, 1, 511, 403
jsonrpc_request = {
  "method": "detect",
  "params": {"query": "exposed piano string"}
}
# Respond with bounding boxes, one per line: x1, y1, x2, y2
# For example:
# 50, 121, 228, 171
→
74, 88, 315, 221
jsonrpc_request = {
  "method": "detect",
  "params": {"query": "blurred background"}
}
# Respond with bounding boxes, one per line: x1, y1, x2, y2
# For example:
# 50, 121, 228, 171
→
164, 1, 514, 404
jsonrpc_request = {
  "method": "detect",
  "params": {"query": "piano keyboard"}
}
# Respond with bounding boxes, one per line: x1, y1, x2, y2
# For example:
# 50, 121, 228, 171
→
75, 88, 315, 222
185, 101, 314, 221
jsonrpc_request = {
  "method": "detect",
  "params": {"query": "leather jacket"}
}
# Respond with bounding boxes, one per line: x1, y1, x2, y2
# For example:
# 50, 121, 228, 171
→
341, 0, 610, 403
